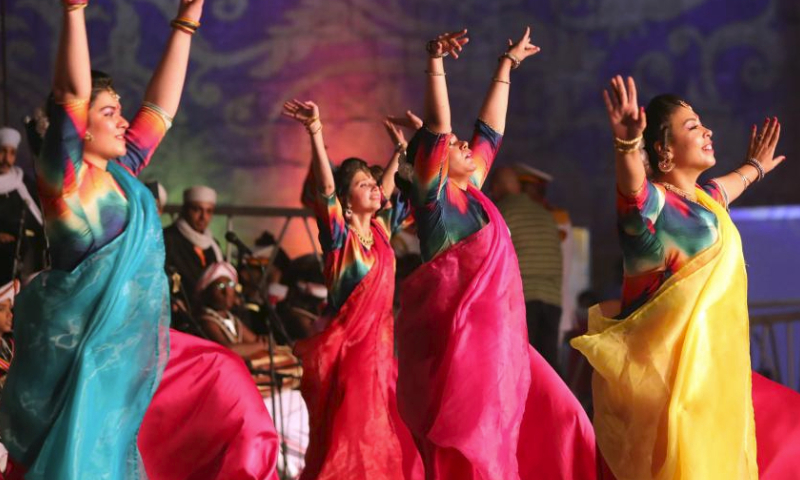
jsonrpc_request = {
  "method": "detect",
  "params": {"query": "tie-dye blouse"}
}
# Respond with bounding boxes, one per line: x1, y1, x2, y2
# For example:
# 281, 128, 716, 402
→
406, 120, 502, 262
313, 191, 411, 313
38, 98, 168, 270
618, 179, 728, 317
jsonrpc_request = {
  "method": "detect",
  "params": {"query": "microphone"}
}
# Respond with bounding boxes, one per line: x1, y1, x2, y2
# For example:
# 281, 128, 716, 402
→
225, 231, 252, 256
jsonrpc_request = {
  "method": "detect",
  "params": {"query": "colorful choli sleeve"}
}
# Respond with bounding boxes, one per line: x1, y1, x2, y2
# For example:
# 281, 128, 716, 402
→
375, 191, 412, 238
37, 99, 88, 198
116, 104, 169, 177
617, 180, 665, 268
408, 126, 451, 207
468, 120, 503, 189
702, 180, 729, 210
315, 192, 348, 254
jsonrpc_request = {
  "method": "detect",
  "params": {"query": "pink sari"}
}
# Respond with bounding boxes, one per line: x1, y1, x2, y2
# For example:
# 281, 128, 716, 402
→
293, 224, 422, 480
396, 186, 597, 480
138, 330, 280, 480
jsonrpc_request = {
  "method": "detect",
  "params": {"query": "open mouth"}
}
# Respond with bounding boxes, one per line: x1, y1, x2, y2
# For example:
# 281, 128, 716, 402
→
702, 143, 713, 153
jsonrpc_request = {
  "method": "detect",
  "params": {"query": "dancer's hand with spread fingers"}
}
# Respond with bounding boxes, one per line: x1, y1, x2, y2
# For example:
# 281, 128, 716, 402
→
747, 117, 785, 175
602, 75, 648, 194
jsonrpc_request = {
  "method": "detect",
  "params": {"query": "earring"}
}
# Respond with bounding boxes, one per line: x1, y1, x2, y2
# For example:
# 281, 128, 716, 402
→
85, 131, 94, 142
658, 151, 675, 173
345, 207, 353, 219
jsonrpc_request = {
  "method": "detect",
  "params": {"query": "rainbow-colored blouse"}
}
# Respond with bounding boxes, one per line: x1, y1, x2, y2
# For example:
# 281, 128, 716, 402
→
618, 179, 727, 316
406, 120, 502, 261
38, 99, 167, 270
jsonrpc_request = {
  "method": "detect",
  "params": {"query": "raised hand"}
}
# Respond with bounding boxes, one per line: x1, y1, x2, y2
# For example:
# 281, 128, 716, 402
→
506, 26, 541, 64
602, 75, 646, 141
428, 29, 470, 59
386, 110, 423, 131
282, 100, 319, 126
176, 0, 204, 23
747, 117, 785, 174
384, 119, 407, 147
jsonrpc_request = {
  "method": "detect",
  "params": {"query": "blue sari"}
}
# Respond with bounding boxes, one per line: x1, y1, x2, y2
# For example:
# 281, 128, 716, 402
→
0, 161, 170, 479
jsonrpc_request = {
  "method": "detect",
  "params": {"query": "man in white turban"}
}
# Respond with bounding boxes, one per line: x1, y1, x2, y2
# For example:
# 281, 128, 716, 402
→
0, 127, 46, 284
162, 185, 223, 308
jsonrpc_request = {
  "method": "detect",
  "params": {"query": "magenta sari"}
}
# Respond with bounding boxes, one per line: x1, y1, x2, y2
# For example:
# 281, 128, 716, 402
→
138, 330, 280, 480
396, 186, 597, 480
293, 223, 422, 480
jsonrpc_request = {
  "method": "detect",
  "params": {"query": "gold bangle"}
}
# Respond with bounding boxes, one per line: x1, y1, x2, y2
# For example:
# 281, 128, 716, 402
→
732, 169, 751, 189
614, 135, 643, 146
170, 19, 199, 34
425, 70, 446, 76
174, 16, 200, 28
499, 52, 521, 69
171, 24, 196, 35
65, 2, 88, 11
303, 115, 319, 127
492, 77, 510, 85
307, 121, 323, 135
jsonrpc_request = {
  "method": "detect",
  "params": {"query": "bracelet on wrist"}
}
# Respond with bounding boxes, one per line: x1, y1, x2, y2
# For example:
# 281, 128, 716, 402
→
425, 70, 446, 77
745, 158, 765, 181
64, 0, 88, 11
498, 52, 521, 69
307, 121, 323, 135
613, 135, 643, 153
170, 18, 200, 35
732, 169, 751, 189
492, 77, 510, 85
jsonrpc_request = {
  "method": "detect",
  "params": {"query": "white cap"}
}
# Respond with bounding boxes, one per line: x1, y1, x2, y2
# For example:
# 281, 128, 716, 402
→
513, 163, 553, 183
0, 280, 20, 306
183, 185, 217, 205
0, 127, 21, 149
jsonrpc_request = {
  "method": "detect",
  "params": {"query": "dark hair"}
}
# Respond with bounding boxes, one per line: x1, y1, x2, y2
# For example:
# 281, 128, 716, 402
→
333, 157, 372, 208
369, 165, 384, 182
90, 70, 116, 106
643, 94, 688, 175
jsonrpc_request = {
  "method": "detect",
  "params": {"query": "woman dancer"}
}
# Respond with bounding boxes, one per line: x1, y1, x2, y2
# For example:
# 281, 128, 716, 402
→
395, 27, 596, 480
571, 76, 798, 479
282, 100, 421, 479
0, 2, 278, 479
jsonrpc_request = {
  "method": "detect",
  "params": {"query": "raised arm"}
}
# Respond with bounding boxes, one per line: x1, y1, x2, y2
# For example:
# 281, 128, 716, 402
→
382, 110, 422, 195
282, 100, 334, 197
712, 117, 785, 205
143, 0, 204, 117
53, 3, 92, 103
477, 26, 540, 134
603, 76, 648, 194
423, 30, 469, 134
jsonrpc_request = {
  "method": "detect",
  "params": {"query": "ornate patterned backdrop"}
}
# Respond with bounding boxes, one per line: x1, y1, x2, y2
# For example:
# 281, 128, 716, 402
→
4, 0, 799, 291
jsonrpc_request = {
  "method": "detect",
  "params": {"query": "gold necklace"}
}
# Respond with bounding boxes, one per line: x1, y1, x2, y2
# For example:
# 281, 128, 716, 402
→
660, 182, 697, 202
353, 226, 374, 248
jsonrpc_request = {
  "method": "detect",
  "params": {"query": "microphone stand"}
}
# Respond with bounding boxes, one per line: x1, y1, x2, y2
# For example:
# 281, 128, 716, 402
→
238, 251, 291, 478
10, 209, 26, 281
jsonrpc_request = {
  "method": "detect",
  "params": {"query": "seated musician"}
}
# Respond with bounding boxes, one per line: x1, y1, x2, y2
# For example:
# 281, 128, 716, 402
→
195, 262, 269, 359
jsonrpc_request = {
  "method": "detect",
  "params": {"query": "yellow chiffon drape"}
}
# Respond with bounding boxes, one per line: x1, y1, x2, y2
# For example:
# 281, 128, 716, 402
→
571, 188, 758, 480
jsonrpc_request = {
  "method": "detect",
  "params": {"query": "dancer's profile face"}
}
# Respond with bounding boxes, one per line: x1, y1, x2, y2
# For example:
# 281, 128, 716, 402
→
346, 170, 381, 216
85, 90, 129, 161
447, 135, 475, 184
659, 106, 715, 174
0, 145, 17, 175
0, 300, 13, 334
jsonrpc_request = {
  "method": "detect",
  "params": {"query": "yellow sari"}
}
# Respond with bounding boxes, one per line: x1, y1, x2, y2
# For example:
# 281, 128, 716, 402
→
571, 188, 758, 480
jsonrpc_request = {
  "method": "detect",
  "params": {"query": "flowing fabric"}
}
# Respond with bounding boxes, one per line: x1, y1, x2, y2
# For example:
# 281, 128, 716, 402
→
138, 330, 280, 480
0, 161, 169, 479
293, 223, 422, 480
397, 185, 596, 480
571, 188, 758, 480
752, 373, 800, 479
